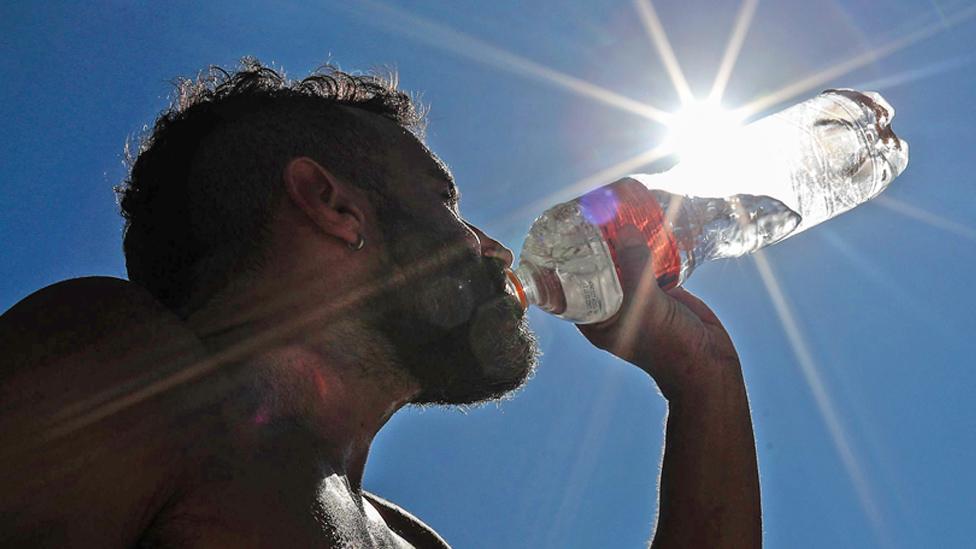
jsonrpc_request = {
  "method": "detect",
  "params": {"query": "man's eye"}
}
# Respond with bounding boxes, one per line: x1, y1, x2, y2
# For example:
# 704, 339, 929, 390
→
442, 189, 459, 204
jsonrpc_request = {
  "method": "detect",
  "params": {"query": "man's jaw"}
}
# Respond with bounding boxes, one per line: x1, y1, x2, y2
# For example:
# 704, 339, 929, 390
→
407, 293, 539, 407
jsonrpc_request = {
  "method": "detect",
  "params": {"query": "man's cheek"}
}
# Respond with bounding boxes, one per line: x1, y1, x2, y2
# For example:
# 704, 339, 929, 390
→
417, 273, 477, 329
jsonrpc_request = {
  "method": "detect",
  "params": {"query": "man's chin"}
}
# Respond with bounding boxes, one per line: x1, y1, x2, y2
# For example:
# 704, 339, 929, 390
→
410, 358, 536, 406
411, 298, 539, 406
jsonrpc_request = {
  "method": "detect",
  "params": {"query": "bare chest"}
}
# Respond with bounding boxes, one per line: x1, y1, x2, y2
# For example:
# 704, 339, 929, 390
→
138, 476, 412, 548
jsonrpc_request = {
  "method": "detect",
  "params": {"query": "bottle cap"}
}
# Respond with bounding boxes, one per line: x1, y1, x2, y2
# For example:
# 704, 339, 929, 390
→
504, 268, 528, 311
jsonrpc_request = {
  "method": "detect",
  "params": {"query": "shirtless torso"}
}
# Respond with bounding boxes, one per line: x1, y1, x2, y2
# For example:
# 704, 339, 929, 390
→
0, 277, 447, 548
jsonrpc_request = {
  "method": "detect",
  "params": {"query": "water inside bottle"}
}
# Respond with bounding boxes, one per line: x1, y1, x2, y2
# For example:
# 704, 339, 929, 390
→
646, 89, 908, 235
515, 190, 630, 322
512, 89, 906, 324
661, 191, 802, 263
515, 179, 800, 323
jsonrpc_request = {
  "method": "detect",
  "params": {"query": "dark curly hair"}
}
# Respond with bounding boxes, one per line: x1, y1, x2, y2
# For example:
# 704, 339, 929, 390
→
116, 58, 426, 317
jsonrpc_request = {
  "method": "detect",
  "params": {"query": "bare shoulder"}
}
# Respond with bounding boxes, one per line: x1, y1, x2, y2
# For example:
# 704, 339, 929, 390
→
363, 491, 452, 549
0, 277, 209, 432
0, 277, 210, 547
1, 276, 202, 378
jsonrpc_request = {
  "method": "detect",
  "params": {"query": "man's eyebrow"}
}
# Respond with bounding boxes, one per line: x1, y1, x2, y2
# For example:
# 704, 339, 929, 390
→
427, 166, 458, 192
427, 166, 450, 180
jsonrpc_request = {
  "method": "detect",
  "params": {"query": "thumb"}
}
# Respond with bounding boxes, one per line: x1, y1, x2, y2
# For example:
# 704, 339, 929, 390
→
613, 224, 653, 297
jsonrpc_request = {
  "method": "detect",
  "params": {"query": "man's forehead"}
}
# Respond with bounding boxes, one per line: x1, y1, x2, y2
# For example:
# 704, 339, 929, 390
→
343, 105, 455, 186
386, 124, 456, 187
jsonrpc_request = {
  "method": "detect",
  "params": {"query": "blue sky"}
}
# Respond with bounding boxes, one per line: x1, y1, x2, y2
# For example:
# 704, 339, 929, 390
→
2, 1, 975, 547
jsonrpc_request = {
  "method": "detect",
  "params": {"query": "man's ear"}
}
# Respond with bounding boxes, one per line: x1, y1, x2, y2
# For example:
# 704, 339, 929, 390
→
283, 157, 365, 248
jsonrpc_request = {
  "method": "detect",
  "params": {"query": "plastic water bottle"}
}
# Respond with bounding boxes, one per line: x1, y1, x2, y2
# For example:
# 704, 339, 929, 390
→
505, 89, 909, 324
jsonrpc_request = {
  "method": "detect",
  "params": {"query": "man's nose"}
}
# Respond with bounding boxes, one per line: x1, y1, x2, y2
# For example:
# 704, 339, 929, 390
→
468, 224, 514, 268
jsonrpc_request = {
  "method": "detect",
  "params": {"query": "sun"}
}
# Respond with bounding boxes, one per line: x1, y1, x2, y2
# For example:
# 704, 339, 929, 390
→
663, 98, 745, 164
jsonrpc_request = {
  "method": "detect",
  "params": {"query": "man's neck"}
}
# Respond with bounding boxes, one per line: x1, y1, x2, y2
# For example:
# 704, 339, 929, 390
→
246, 343, 417, 490
186, 291, 419, 491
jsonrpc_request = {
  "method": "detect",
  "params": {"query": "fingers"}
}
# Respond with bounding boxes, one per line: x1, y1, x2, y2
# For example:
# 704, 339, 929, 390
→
577, 224, 740, 391
611, 239, 663, 361
613, 225, 653, 296
613, 226, 687, 334
613, 225, 722, 329
585, 225, 676, 361
666, 287, 722, 326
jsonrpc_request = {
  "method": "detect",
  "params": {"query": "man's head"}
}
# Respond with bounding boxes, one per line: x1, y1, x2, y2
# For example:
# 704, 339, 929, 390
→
117, 59, 538, 406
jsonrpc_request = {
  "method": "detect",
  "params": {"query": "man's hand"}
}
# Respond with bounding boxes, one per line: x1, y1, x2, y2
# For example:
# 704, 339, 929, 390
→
578, 224, 763, 548
578, 224, 739, 400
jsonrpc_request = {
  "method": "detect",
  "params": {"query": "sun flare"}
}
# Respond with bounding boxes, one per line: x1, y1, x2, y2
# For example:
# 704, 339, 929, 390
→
663, 98, 745, 164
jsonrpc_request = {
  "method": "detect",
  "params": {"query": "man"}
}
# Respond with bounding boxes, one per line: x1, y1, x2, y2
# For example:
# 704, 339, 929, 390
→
0, 60, 761, 547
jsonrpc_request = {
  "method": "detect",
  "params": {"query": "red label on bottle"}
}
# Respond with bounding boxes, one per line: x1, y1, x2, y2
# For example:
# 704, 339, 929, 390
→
579, 178, 681, 290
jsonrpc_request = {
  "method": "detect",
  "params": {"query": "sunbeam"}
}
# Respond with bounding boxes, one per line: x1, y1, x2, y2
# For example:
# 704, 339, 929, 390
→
873, 196, 976, 242
634, 0, 695, 104
339, 0, 673, 124
37, 237, 488, 443
751, 250, 890, 546
818, 228, 955, 340
708, 0, 759, 103
850, 53, 975, 91
497, 144, 673, 228
733, 3, 976, 120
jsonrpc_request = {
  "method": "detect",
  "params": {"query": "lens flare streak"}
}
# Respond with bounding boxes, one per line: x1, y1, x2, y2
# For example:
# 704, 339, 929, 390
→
634, 0, 695, 104
751, 250, 888, 543
873, 195, 976, 242
499, 144, 673, 228
24, 4, 975, 533
734, 3, 976, 120
35, 239, 491, 443
344, 0, 674, 124
708, 0, 759, 103
849, 54, 975, 92
818, 228, 955, 340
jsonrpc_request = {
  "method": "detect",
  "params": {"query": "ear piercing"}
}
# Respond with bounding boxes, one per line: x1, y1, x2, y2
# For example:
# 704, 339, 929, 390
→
349, 234, 366, 251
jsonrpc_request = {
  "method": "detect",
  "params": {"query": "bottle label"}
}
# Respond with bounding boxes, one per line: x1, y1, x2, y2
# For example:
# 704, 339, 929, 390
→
579, 178, 681, 290
579, 277, 600, 317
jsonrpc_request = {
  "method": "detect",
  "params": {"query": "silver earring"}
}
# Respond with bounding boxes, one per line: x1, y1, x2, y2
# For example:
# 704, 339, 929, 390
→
348, 234, 365, 251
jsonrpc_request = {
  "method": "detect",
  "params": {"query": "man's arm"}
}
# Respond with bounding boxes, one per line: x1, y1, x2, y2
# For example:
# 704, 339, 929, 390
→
579, 227, 762, 548
0, 277, 209, 547
649, 311, 760, 548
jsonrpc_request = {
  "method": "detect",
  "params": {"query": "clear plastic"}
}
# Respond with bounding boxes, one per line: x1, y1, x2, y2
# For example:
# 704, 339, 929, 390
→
506, 89, 908, 324
649, 89, 909, 235
509, 182, 801, 322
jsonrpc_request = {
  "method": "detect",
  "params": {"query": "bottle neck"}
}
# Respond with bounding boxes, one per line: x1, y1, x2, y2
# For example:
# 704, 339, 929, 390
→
505, 268, 530, 311
507, 264, 566, 315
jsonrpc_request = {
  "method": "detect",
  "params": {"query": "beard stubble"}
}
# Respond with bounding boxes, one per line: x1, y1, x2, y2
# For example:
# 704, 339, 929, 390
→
365, 205, 539, 406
